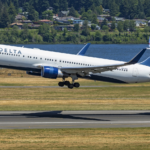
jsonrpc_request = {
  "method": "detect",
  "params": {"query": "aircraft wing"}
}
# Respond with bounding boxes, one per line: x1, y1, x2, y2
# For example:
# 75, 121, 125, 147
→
61, 48, 147, 75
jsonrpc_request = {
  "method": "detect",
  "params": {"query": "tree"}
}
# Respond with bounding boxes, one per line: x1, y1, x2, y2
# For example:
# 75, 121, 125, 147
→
28, 6, 39, 21
95, 31, 102, 41
80, 7, 85, 15
102, 25, 109, 31
53, 0, 59, 14
111, 21, 116, 30
117, 22, 124, 32
0, 7, 10, 28
74, 24, 79, 32
11, 25, 19, 37
23, 2, 29, 11
96, 5, 103, 15
81, 20, 90, 36
123, 20, 129, 31
34, 11, 39, 21
144, 0, 150, 17
92, 14, 98, 24
101, 19, 107, 28
21, 24, 29, 40
91, 24, 96, 30
68, 6, 77, 17
129, 20, 135, 32
120, 0, 130, 18
39, 24, 50, 35
59, 0, 68, 11
42, 10, 53, 20
110, 0, 119, 16
8, 2, 16, 23
63, 28, 67, 36
43, 33, 53, 42
81, 12, 89, 20
103, 34, 110, 41
40, 0, 49, 13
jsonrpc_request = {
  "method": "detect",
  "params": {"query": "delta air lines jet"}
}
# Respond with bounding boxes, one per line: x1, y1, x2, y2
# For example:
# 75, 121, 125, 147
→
0, 44, 150, 89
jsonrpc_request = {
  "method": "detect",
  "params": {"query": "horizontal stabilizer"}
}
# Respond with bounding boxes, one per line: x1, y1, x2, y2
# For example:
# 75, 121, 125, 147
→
141, 57, 150, 67
77, 43, 90, 56
126, 48, 147, 65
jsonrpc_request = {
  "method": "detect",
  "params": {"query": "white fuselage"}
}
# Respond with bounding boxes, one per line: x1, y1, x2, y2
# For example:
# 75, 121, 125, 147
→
0, 45, 150, 84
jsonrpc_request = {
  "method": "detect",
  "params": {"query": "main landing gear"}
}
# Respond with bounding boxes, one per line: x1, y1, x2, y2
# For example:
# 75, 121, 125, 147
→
58, 81, 80, 89
58, 76, 80, 89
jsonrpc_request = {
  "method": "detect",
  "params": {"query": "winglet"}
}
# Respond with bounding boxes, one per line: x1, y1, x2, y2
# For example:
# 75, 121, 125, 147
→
77, 43, 91, 56
126, 48, 147, 65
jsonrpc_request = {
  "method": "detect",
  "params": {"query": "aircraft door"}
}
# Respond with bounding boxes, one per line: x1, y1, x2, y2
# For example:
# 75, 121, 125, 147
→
132, 68, 138, 82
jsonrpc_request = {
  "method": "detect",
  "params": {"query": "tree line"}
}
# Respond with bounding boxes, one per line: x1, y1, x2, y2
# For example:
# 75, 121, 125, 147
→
0, 0, 150, 29
103, 0, 150, 19
0, 23, 149, 44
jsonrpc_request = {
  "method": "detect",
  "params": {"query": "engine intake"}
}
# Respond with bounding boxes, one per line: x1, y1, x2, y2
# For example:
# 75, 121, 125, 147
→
41, 66, 63, 79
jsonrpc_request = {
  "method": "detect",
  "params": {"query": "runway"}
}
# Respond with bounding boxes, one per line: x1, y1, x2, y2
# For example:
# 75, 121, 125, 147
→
0, 111, 150, 129
0, 86, 122, 88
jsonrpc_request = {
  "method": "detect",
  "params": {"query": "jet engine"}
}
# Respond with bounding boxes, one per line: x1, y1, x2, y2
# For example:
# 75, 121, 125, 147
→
41, 66, 63, 79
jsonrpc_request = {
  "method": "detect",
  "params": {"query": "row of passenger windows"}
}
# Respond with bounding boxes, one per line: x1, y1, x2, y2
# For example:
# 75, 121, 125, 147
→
59, 60, 92, 66
23, 55, 93, 66
0, 53, 93, 66
0, 52, 20, 57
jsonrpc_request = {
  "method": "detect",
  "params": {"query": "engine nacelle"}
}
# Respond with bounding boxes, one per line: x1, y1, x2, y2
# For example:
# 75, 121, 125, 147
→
41, 66, 63, 79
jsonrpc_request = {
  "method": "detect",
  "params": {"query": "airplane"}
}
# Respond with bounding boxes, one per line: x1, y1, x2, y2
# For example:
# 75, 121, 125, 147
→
0, 43, 149, 89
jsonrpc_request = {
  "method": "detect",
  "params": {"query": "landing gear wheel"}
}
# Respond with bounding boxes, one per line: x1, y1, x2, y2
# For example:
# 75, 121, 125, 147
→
74, 82, 80, 88
58, 82, 65, 87
64, 81, 70, 85
68, 84, 74, 89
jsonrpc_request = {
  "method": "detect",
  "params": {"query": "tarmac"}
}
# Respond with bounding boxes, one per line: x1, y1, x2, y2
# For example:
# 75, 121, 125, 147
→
0, 111, 150, 129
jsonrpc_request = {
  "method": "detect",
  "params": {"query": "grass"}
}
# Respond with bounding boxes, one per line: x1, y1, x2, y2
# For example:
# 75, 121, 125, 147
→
0, 86, 150, 110
0, 128, 150, 150
0, 69, 150, 110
